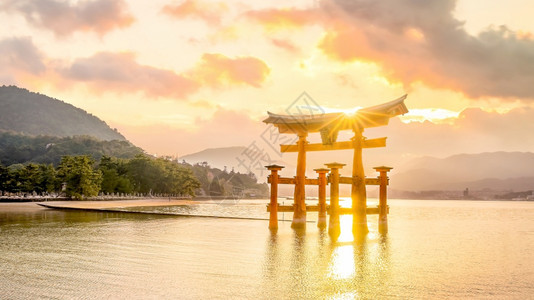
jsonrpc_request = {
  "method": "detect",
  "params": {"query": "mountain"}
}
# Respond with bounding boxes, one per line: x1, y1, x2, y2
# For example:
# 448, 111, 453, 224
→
179, 146, 287, 172
179, 146, 248, 171
391, 152, 534, 191
0, 85, 125, 141
179, 146, 289, 186
181, 147, 534, 196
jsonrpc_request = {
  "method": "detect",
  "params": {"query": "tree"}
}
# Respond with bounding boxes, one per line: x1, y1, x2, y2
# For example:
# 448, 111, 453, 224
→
37, 164, 58, 194
18, 163, 41, 193
98, 156, 133, 194
0, 161, 9, 194
127, 154, 160, 194
6, 164, 24, 193
57, 155, 102, 199
126, 155, 200, 196
209, 178, 224, 197
0, 131, 143, 166
159, 158, 200, 196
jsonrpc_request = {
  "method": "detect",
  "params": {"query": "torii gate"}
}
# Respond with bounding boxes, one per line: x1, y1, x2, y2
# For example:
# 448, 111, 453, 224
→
263, 95, 408, 234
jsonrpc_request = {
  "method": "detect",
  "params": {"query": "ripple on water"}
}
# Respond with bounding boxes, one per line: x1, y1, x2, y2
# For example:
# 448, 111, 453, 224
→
0, 200, 533, 299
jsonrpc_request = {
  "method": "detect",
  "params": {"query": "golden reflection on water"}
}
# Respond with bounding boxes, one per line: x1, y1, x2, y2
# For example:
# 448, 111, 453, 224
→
262, 213, 392, 299
336, 215, 356, 243
328, 245, 355, 279
1, 201, 533, 298
331, 291, 360, 300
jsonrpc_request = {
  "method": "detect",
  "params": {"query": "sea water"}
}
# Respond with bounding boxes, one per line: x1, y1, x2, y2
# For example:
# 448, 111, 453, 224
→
0, 199, 532, 299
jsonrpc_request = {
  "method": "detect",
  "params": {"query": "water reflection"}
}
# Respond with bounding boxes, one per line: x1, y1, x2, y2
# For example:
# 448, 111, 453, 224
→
262, 216, 391, 299
329, 245, 355, 279
0, 207, 157, 227
2, 201, 532, 298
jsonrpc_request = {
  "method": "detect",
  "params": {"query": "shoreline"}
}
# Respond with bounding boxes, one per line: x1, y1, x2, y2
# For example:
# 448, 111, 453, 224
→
2, 196, 532, 206
0, 196, 270, 203
0, 196, 193, 203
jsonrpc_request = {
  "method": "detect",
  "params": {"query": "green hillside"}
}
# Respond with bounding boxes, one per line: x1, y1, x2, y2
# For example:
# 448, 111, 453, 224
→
0, 85, 125, 141
0, 131, 143, 166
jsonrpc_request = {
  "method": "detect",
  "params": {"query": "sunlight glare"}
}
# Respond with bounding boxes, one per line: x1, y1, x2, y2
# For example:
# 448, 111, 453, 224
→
329, 291, 360, 300
328, 245, 355, 280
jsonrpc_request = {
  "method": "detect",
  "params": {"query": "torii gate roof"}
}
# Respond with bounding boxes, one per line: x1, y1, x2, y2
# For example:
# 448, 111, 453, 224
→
263, 95, 408, 134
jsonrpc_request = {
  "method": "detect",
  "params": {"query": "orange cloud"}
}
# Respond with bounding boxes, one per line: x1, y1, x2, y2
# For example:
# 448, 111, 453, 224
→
318, 23, 449, 90
1, 0, 134, 37
192, 53, 270, 88
162, 0, 228, 25
318, 0, 534, 100
61, 52, 200, 98
54, 51, 269, 98
319, 26, 372, 62
244, 8, 320, 30
241, 2, 534, 100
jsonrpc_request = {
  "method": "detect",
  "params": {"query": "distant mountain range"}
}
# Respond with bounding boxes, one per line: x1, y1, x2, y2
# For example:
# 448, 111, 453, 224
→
391, 152, 534, 191
179, 146, 249, 171
179, 146, 286, 174
0, 85, 125, 141
180, 147, 534, 193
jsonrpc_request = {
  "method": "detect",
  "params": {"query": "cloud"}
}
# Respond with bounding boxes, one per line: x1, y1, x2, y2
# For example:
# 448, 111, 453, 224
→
191, 53, 270, 88
1, 0, 134, 36
0, 37, 45, 74
162, 0, 228, 26
242, 2, 534, 100
59, 52, 270, 98
0, 37, 46, 84
61, 52, 200, 98
318, 0, 534, 100
369, 106, 534, 161
270, 38, 299, 53
244, 8, 320, 30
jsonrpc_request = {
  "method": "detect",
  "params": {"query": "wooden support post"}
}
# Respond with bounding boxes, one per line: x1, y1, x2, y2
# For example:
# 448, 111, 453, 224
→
374, 166, 392, 234
352, 129, 369, 234
266, 165, 284, 230
292, 133, 308, 229
314, 168, 329, 229
326, 162, 345, 238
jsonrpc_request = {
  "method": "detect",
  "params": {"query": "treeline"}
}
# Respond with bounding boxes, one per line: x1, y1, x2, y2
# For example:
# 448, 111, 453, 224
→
0, 154, 200, 199
188, 162, 268, 198
494, 190, 533, 199
0, 131, 143, 166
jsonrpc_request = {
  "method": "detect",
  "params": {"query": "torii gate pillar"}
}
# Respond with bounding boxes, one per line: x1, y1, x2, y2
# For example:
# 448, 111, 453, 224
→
292, 133, 308, 229
352, 128, 369, 234
314, 168, 329, 229
266, 165, 284, 230
326, 162, 345, 239
374, 166, 393, 234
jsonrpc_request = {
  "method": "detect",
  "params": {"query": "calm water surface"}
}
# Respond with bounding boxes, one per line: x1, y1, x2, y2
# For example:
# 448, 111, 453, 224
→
1, 199, 533, 299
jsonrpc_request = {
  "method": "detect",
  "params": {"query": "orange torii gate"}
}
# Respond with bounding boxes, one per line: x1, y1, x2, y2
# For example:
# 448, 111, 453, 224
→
263, 95, 408, 234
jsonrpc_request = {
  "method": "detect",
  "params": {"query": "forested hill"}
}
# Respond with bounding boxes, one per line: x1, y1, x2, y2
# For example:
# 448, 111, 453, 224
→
0, 85, 125, 141
0, 131, 143, 166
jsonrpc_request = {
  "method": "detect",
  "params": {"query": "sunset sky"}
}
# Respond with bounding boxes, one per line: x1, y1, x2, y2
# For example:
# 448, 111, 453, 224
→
1, 0, 534, 163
